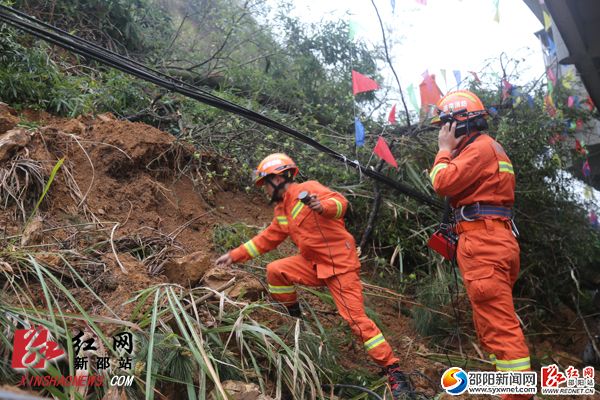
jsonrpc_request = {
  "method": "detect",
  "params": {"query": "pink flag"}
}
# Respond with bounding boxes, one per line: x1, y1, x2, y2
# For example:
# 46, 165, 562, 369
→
388, 104, 397, 124
583, 160, 591, 178
374, 136, 398, 168
502, 79, 512, 100
352, 70, 380, 95
469, 71, 481, 83
547, 67, 557, 85
590, 211, 598, 227
567, 96, 574, 108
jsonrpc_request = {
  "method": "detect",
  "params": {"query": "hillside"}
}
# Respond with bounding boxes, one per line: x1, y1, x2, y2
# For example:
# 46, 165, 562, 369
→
1, 103, 598, 399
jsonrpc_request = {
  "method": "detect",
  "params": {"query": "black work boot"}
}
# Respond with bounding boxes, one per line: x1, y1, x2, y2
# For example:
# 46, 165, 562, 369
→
386, 363, 415, 400
287, 303, 302, 318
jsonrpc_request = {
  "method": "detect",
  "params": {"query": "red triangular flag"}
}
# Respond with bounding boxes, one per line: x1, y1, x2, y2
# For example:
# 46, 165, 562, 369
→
352, 70, 380, 95
374, 136, 398, 168
388, 104, 397, 124
469, 71, 481, 83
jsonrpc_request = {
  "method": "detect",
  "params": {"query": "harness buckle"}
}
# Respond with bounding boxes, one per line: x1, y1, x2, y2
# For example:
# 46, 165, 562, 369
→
459, 204, 477, 222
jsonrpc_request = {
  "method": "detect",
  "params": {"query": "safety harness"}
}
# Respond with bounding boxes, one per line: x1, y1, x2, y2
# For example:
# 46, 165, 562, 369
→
454, 203, 513, 222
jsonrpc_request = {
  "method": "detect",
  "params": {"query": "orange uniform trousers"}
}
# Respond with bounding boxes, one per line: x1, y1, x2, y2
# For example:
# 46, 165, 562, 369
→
457, 219, 531, 400
266, 254, 398, 367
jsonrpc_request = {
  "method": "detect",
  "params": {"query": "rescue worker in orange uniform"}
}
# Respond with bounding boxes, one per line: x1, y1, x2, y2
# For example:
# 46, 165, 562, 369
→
429, 90, 532, 400
216, 153, 414, 399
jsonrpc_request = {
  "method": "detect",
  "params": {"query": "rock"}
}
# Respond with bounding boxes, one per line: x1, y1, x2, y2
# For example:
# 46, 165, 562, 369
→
60, 120, 87, 135
202, 267, 265, 300
163, 251, 212, 286
210, 380, 275, 400
96, 113, 116, 122
21, 216, 44, 246
0, 128, 30, 161
0, 102, 19, 134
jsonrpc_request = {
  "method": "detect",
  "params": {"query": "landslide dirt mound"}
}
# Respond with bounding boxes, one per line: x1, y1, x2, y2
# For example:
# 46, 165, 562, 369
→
0, 105, 272, 318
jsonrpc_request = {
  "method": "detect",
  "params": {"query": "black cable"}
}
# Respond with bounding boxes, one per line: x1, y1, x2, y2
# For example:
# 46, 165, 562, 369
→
0, 5, 442, 209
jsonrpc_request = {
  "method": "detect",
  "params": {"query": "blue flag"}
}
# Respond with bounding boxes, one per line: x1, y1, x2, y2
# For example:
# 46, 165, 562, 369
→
355, 117, 365, 147
526, 94, 534, 109
547, 37, 556, 57
453, 70, 461, 88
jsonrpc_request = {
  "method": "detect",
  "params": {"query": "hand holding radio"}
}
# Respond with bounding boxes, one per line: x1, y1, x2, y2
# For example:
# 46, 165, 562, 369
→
298, 191, 323, 214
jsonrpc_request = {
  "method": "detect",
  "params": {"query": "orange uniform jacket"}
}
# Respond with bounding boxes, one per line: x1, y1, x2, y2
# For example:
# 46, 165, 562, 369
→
230, 181, 360, 279
429, 133, 515, 209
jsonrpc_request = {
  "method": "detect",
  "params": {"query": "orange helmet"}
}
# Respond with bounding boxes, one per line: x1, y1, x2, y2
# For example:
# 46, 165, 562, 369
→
253, 153, 299, 186
432, 90, 487, 124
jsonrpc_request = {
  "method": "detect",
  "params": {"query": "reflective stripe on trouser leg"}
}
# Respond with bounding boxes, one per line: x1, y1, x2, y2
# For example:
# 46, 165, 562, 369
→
457, 229, 530, 375
266, 254, 324, 306
325, 271, 399, 367
495, 356, 530, 371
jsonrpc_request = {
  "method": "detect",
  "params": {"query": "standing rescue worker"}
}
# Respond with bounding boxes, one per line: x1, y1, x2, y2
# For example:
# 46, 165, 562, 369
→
430, 90, 532, 400
216, 153, 413, 399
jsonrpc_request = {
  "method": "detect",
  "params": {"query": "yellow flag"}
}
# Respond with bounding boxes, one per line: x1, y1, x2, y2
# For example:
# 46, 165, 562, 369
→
552, 154, 562, 168
543, 11, 552, 31
562, 69, 574, 89
584, 186, 593, 200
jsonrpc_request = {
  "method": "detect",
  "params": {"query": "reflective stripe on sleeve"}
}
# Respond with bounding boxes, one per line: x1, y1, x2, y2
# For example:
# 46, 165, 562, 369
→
429, 163, 448, 185
291, 201, 305, 219
498, 161, 514, 174
330, 198, 343, 219
243, 240, 260, 258
276, 216, 288, 225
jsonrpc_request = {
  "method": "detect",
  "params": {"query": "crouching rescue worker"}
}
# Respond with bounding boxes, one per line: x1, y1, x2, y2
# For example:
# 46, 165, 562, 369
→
430, 90, 532, 400
216, 153, 413, 399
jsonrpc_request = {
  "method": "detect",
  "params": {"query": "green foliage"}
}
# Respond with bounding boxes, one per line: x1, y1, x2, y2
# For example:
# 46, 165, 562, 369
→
12, 0, 173, 55
412, 265, 459, 338
0, 26, 154, 116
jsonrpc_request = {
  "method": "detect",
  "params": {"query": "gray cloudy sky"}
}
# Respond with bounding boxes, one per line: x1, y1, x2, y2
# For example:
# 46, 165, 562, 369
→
276, 0, 545, 110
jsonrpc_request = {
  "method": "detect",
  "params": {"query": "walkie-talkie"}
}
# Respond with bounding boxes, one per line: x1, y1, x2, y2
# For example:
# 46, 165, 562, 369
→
298, 191, 312, 205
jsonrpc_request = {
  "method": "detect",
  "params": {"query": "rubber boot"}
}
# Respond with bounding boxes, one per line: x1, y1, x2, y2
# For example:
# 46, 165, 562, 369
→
386, 363, 415, 399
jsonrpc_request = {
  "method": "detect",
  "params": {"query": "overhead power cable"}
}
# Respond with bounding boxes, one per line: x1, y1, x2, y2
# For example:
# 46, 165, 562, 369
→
0, 5, 442, 209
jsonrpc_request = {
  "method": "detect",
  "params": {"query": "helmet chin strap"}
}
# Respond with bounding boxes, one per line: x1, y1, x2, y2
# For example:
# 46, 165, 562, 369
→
265, 176, 288, 204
